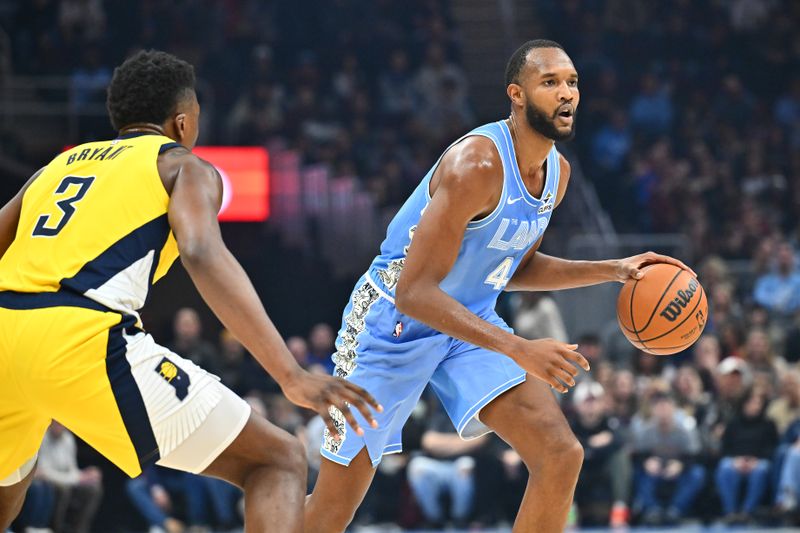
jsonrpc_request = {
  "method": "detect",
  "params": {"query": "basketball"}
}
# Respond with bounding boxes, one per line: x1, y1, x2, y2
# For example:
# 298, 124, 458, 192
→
617, 263, 708, 355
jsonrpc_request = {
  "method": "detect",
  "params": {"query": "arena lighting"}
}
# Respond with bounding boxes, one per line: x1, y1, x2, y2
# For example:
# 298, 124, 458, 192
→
192, 146, 270, 222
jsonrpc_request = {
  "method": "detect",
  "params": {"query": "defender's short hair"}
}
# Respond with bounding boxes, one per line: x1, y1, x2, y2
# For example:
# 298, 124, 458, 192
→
505, 39, 565, 86
106, 50, 195, 131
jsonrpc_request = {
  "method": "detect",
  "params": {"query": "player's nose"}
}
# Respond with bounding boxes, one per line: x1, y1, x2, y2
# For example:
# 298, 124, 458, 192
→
557, 82, 573, 102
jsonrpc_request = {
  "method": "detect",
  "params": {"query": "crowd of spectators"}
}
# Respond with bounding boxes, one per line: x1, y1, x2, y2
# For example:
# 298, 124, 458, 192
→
4, 0, 800, 531
3, 0, 472, 209
539, 0, 799, 249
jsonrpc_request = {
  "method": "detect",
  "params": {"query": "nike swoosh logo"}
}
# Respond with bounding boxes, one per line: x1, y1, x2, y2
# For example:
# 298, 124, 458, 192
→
507, 196, 524, 205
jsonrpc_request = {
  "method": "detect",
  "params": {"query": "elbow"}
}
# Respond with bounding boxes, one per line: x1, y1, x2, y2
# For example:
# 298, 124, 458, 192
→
396, 272, 442, 317
178, 235, 220, 266
179, 243, 208, 266
394, 284, 413, 315
394, 277, 420, 316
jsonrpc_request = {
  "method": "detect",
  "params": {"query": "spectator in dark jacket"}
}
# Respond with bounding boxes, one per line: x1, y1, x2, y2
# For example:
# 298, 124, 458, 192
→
715, 388, 779, 524
569, 381, 632, 527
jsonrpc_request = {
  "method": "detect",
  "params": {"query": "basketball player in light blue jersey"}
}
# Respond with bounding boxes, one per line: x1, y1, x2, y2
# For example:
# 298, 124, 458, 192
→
306, 40, 692, 532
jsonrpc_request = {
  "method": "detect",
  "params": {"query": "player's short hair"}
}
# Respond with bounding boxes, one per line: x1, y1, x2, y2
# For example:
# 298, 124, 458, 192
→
504, 39, 565, 87
106, 50, 196, 131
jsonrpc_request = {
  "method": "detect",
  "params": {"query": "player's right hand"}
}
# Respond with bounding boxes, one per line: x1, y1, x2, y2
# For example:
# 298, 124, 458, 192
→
281, 370, 383, 439
511, 338, 590, 393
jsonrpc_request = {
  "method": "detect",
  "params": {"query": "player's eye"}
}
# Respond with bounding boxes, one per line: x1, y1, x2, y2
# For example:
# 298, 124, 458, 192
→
543, 80, 555, 87
568, 80, 578, 87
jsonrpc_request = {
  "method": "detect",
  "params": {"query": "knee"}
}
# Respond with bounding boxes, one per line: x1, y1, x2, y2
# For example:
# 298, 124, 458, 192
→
407, 457, 434, 482
407, 457, 424, 481
239, 432, 306, 489
518, 430, 582, 493
519, 419, 583, 474
268, 434, 307, 478
687, 464, 706, 484
453, 456, 476, 478
557, 436, 585, 471
717, 457, 735, 475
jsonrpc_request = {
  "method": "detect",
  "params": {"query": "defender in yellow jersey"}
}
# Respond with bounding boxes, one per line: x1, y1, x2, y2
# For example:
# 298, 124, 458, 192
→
0, 50, 380, 532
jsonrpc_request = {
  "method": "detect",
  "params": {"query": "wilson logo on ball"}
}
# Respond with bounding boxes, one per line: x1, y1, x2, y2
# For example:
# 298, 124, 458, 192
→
659, 279, 699, 322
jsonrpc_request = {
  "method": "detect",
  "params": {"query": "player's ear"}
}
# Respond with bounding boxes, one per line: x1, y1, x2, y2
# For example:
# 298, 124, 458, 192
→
174, 112, 187, 143
507, 83, 525, 108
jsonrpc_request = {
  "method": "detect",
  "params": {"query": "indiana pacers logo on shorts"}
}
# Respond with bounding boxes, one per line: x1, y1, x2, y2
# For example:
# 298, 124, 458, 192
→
155, 357, 190, 400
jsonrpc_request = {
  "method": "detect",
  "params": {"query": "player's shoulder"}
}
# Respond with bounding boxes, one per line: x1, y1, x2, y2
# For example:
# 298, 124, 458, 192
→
436, 135, 503, 194
157, 145, 220, 194
157, 144, 213, 170
443, 135, 502, 174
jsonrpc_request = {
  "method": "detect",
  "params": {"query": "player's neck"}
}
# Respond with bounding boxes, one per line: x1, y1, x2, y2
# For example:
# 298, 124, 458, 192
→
508, 113, 554, 179
118, 123, 168, 138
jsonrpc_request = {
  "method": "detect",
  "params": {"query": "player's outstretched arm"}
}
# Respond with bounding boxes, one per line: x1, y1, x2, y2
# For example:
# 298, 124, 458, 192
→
0, 169, 43, 259
507, 155, 694, 291
507, 249, 696, 291
395, 138, 589, 392
166, 154, 381, 437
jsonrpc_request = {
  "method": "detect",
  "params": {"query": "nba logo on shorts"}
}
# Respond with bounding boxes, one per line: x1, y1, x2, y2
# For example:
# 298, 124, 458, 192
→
393, 321, 403, 338
155, 357, 190, 400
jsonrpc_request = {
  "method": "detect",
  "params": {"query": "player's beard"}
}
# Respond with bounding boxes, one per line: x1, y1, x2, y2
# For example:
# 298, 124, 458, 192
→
525, 100, 576, 142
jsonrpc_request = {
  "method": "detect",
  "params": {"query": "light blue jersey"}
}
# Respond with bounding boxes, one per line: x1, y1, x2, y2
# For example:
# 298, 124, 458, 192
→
321, 120, 562, 468
368, 120, 561, 312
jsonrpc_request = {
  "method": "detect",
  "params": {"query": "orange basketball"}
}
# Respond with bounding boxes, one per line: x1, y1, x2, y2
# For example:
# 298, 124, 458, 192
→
616, 263, 708, 355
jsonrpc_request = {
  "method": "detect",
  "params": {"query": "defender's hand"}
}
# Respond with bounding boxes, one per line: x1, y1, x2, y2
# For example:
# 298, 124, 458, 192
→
510, 338, 590, 393
614, 251, 696, 282
282, 370, 383, 439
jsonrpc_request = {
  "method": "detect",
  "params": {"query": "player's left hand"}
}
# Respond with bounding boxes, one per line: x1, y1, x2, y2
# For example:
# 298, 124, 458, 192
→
614, 251, 696, 282
281, 370, 383, 440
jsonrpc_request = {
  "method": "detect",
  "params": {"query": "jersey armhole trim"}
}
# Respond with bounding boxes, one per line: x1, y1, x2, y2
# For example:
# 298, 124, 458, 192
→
152, 142, 181, 203
551, 149, 562, 201
158, 142, 184, 155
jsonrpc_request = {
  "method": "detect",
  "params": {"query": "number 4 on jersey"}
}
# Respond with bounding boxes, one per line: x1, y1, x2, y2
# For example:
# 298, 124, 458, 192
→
32, 175, 96, 237
485, 256, 514, 290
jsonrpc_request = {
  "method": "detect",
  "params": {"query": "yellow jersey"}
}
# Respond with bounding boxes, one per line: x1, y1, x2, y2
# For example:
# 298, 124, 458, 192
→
0, 133, 238, 481
0, 133, 180, 318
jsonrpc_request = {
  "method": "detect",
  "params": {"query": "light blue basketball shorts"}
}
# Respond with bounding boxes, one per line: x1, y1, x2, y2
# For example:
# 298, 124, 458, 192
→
320, 276, 527, 467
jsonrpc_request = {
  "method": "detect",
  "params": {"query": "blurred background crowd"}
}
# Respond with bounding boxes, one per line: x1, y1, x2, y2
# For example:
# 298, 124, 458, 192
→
2, 0, 800, 531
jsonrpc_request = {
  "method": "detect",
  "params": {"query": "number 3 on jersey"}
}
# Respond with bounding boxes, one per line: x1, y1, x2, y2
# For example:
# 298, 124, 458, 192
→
485, 256, 513, 290
32, 175, 95, 237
